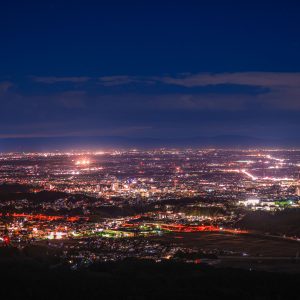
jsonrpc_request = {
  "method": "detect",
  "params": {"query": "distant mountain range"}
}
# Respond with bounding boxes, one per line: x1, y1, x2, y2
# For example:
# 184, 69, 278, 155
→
0, 135, 299, 151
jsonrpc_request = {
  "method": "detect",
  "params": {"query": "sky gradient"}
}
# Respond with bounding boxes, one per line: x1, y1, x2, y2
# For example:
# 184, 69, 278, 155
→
1, 0, 300, 146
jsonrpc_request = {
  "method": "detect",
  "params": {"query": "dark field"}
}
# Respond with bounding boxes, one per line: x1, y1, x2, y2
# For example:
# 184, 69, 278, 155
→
151, 232, 300, 272
153, 232, 300, 257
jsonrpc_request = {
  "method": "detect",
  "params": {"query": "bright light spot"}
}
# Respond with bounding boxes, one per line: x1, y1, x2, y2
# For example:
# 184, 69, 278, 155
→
75, 159, 90, 166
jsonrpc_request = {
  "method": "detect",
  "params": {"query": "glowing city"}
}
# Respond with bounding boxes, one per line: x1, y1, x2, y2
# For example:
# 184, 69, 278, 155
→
1, 148, 300, 269
2, 0, 300, 298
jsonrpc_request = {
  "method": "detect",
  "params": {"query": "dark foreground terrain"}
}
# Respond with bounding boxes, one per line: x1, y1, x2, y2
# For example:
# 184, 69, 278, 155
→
1, 247, 300, 300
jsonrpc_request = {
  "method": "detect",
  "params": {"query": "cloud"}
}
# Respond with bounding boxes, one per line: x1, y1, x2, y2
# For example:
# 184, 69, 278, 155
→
31, 76, 90, 84
98, 75, 141, 86
0, 81, 13, 92
94, 72, 300, 111
98, 75, 156, 86
2, 71, 300, 140
5, 72, 300, 113
151, 72, 300, 111
30, 72, 300, 89
158, 72, 300, 88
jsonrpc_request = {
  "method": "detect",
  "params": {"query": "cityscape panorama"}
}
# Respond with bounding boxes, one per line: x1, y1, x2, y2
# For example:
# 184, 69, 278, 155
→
1, 1, 300, 299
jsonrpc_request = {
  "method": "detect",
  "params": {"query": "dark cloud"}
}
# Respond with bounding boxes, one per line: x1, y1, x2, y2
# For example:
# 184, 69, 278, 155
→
1, 72, 300, 139
0, 81, 13, 92
34, 72, 300, 111
98, 76, 141, 86
31, 76, 90, 84
158, 72, 300, 88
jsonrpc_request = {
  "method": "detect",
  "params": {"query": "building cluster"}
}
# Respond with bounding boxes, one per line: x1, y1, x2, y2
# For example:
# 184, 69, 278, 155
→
0, 149, 300, 265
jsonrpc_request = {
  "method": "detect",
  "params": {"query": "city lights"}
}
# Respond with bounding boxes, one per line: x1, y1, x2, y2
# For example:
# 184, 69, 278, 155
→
75, 159, 91, 166
0, 149, 300, 267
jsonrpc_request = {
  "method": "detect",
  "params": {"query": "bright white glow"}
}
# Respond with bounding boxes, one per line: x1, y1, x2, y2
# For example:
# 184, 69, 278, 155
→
241, 169, 258, 181
47, 232, 55, 240
239, 198, 260, 206
75, 159, 90, 166
56, 232, 63, 239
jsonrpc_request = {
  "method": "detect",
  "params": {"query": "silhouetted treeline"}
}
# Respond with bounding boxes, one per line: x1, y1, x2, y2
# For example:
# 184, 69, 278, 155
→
0, 253, 299, 300
238, 209, 300, 235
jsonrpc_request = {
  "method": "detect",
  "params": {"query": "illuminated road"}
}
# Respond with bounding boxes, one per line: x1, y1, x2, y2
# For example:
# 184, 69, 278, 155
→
122, 222, 248, 234
0, 213, 89, 222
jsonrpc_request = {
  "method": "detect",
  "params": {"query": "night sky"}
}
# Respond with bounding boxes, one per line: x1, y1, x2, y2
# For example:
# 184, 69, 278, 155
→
1, 0, 300, 146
